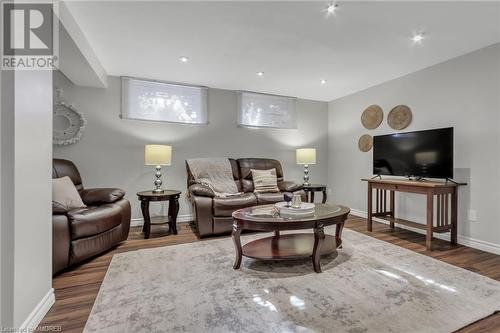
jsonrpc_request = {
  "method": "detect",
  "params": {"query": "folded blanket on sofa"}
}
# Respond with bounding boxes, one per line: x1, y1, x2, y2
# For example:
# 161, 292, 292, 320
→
187, 158, 242, 198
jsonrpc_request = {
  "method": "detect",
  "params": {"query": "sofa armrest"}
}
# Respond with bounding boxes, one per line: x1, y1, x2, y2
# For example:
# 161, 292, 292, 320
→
52, 214, 70, 275
188, 184, 215, 198
191, 196, 214, 237
280, 181, 303, 192
52, 201, 68, 215
80, 188, 125, 205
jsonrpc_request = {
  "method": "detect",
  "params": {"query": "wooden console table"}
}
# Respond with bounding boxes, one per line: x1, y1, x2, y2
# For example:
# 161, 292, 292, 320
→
361, 178, 466, 251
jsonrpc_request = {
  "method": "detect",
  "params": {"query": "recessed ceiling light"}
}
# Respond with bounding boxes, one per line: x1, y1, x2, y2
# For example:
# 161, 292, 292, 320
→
256, 71, 264, 76
326, 3, 338, 15
412, 33, 424, 43
179, 56, 190, 63
320, 79, 327, 85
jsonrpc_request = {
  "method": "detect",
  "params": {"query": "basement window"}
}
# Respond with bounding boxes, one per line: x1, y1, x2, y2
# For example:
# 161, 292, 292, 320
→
237, 91, 297, 129
121, 77, 208, 124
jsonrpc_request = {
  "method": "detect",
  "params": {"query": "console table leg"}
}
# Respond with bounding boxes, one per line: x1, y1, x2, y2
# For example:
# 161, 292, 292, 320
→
322, 190, 327, 204
367, 184, 373, 232
313, 223, 325, 273
274, 230, 280, 238
232, 222, 243, 269
389, 190, 395, 228
426, 192, 434, 251
451, 189, 458, 245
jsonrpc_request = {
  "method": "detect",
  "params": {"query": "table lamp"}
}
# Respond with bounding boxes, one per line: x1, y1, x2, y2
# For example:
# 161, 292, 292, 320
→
296, 148, 316, 186
145, 144, 172, 193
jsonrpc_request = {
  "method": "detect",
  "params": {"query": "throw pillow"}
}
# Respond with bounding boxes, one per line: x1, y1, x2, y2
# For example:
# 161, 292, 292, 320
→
52, 176, 86, 210
251, 168, 280, 193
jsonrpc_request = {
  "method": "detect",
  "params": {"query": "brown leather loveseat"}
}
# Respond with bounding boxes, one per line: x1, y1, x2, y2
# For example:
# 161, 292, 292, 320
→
52, 159, 131, 275
186, 158, 305, 237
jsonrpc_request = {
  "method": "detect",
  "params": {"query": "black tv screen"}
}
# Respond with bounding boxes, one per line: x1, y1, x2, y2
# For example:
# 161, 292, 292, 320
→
373, 127, 453, 179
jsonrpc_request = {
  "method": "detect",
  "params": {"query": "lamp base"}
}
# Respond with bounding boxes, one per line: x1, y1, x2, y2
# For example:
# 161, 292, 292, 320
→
153, 165, 165, 193
303, 164, 310, 187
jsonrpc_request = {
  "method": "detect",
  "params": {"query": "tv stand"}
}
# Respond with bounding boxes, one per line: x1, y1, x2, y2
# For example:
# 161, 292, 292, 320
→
361, 178, 467, 251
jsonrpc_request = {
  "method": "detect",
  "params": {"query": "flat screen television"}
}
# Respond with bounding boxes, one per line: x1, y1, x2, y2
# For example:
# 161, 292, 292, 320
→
373, 127, 453, 179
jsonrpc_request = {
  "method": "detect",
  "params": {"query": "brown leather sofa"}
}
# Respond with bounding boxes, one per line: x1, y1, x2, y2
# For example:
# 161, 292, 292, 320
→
186, 158, 305, 237
52, 159, 131, 275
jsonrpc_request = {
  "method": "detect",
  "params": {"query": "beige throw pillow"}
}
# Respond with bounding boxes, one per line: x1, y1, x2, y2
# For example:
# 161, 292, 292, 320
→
52, 176, 86, 210
251, 168, 280, 193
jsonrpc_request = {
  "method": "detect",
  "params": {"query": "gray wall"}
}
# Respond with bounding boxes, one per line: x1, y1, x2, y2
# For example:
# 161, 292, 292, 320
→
53, 73, 329, 221
1, 70, 53, 327
328, 43, 500, 249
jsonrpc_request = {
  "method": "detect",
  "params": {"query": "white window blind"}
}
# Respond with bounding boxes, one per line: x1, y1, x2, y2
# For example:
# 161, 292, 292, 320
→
237, 91, 297, 129
121, 77, 208, 124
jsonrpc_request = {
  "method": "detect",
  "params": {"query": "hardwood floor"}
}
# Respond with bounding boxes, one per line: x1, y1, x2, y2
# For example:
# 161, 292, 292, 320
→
39, 216, 500, 333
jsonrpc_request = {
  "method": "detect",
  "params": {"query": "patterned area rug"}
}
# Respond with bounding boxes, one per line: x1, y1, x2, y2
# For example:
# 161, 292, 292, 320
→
84, 228, 500, 333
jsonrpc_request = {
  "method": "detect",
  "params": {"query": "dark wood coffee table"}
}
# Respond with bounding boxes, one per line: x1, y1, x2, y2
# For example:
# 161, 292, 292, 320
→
231, 203, 350, 273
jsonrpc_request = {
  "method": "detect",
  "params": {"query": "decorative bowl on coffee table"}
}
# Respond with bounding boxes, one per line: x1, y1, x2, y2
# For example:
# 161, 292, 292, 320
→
275, 201, 315, 217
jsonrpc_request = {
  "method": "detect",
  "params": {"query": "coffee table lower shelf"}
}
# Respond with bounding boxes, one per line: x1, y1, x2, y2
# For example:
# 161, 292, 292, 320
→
242, 233, 339, 261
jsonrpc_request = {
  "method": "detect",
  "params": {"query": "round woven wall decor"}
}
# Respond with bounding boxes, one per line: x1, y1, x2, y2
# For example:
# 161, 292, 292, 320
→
358, 134, 373, 152
361, 104, 383, 129
388, 105, 412, 130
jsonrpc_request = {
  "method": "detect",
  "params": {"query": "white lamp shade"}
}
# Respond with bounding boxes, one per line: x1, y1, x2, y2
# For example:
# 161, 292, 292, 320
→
296, 148, 316, 165
145, 145, 172, 166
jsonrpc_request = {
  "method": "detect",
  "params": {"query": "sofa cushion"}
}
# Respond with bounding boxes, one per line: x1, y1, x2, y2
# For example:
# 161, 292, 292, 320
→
67, 204, 123, 239
255, 192, 288, 205
238, 158, 284, 192
251, 168, 280, 193
52, 176, 87, 210
213, 193, 257, 217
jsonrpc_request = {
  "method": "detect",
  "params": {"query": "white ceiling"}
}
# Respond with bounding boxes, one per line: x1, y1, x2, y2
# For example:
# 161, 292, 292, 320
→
64, 1, 500, 101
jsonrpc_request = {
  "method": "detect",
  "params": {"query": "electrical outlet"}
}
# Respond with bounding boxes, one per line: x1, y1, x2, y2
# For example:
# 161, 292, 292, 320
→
468, 209, 478, 222
327, 188, 332, 195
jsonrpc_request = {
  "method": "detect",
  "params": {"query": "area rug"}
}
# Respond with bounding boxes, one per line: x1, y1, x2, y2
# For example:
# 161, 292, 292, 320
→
84, 228, 500, 333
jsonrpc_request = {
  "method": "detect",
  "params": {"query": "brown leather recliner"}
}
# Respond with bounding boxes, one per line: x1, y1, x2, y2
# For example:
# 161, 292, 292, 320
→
52, 159, 131, 275
186, 158, 305, 237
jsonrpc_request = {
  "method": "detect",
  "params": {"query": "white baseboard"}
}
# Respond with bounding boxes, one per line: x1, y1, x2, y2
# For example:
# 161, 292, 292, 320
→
19, 288, 55, 330
131, 214, 193, 227
349, 209, 500, 255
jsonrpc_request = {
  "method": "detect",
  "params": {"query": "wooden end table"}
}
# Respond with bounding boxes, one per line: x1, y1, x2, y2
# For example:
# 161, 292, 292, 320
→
231, 203, 350, 273
303, 184, 327, 203
137, 190, 181, 239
